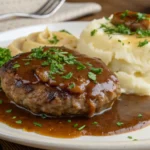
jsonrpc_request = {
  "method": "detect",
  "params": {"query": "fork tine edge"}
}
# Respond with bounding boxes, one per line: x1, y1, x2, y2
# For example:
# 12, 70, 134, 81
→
34, 0, 53, 15
42, 0, 65, 16
41, 0, 60, 15
38, 0, 55, 15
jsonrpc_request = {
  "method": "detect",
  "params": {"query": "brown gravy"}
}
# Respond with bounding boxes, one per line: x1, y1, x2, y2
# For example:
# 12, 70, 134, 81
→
0, 47, 120, 117
0, 90, 150, 138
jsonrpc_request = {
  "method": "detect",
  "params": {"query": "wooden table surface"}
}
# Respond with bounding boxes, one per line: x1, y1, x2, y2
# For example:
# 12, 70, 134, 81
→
0, 0, 150, 149
68, 0, 150, 20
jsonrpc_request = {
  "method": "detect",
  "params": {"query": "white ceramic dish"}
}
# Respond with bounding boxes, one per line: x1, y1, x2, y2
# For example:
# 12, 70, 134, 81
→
0, 22, 150, 150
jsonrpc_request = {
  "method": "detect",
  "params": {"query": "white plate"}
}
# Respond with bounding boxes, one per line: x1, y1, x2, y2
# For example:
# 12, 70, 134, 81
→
0, 22, 150, 150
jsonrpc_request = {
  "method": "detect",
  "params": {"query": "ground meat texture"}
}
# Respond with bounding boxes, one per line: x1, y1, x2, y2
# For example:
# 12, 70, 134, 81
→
0, 47, 120, 117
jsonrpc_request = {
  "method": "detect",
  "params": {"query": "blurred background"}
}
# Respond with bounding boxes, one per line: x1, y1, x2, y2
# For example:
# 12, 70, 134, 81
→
68, 0, 150, 20
0, 0, 149, 31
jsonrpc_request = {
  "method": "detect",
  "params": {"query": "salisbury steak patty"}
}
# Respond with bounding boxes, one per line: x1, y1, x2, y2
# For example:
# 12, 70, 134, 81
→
0, 47, 120, 117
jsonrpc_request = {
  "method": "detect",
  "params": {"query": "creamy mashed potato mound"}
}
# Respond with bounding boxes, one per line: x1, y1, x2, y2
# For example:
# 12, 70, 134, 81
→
77, 16, 150, 96
9, 28, 77, 56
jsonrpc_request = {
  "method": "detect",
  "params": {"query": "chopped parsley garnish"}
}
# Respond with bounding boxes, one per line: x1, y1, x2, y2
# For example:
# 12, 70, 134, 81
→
41, 114, 47, 119
48, 35, 59, 44
78, 125, 86, 131
88, 72, 96, 81
99, 11, 150, 38
15, 120, 22, 124
5, 109, 12, 113
29, 47, 103, 82
86, 62, 93, 67
69, 83, 75, 89
100, 24, 131, 35
138, 39, 148, 47
90, 67, 103, 74
59, 29, 71, 34
138, 114, 143, 118
0, 100, 3, 104
127, 136, 138, 141
76, 61, 86, 70
118, 39, 125, 45
68, 120, 71, 123
120, 10, 149, 21
105, 17, 110, 20
121, 10, 129, 19
91, 29, 97, 36
24, 62, 30, 65
101, 23, 150, 38
62, 72, 73, 79
33, 122, 42, 127
29, 47, 76, 79
116, 122, 124, 126
13, 63, 20, 69
128, 136, 133, 139
49, 61, 64, 79
73, 123, 78, 128
12, 116, 16, 119
92, 121, 98, 125
41, 61, 49, 66
29, 47, 43, 59
136, 12, 147, 21
136, 29, 150, 38
0, 47, 11, 67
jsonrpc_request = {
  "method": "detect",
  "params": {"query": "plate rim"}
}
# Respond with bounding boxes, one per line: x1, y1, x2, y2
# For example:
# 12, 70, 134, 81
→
0, 21, 89, 34
0, 129, 150, 150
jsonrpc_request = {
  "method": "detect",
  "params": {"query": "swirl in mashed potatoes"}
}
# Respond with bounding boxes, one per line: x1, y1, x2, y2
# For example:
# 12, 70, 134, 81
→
77, 11, 150, 96
8, 28, 77, 56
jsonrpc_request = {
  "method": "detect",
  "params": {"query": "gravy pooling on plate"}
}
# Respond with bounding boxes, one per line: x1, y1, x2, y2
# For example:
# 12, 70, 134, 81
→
0, 90, 150, 138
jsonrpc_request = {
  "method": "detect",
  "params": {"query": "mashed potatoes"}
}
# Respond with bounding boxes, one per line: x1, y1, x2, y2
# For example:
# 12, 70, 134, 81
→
9, 28, 77, 56
77, 16, 150, 96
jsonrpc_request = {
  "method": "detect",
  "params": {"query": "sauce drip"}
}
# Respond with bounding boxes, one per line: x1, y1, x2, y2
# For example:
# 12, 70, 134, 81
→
0, 90, 150, 138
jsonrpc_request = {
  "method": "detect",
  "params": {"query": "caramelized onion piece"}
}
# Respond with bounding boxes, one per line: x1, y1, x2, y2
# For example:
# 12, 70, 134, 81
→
111, 11, 150, 31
